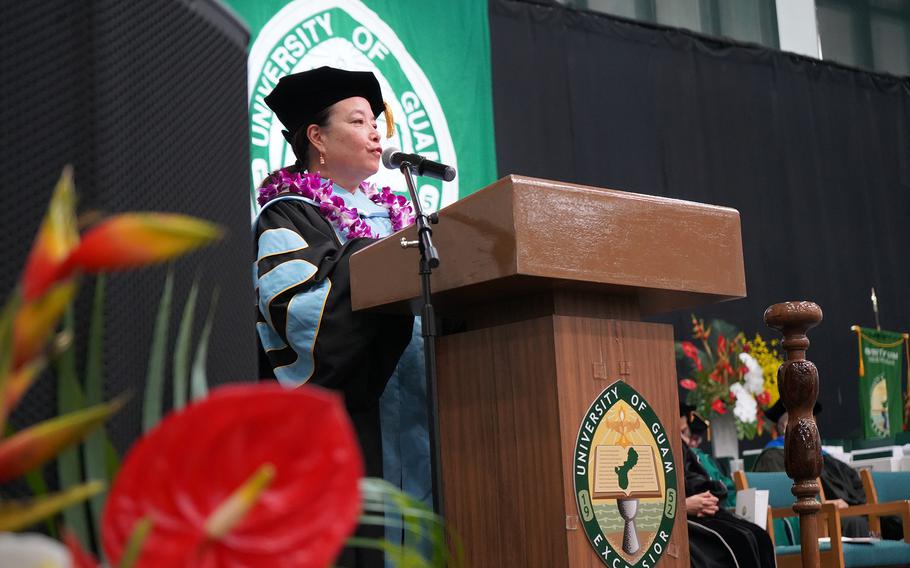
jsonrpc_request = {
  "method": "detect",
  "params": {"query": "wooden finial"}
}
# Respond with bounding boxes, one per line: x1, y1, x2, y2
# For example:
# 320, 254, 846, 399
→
764, 301, 823, 568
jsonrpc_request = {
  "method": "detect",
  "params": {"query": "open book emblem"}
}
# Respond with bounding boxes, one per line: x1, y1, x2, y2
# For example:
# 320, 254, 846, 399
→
574, 380, 678, 567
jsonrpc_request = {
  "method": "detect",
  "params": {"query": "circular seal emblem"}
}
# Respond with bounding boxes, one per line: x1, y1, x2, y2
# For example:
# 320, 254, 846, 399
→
574, 380, 677, 567
247, 0, 457, 215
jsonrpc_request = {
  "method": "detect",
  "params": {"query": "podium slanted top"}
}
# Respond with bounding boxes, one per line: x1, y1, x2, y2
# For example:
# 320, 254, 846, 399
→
350, 175, 746, 316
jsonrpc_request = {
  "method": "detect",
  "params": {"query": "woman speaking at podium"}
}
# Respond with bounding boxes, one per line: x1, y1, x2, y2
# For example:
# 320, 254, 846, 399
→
253, 66, 430, 566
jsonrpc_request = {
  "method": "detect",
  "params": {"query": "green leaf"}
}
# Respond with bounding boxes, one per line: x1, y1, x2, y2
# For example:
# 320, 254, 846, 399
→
707, 318, 741, 346
10, 424, 57, 538
190, 287, 219, 401
55, 307, 90, 547
352, 478, 462, 568
143, 269, 174, 432
117, 517, 153, 568
22, 470, 55, 537
172, 279, 199, 410
83, 275, 109, 557
0, 480, 104, 532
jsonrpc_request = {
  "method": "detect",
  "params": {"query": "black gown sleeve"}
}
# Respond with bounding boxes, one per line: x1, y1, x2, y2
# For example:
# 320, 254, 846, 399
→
254, 198, 414, 411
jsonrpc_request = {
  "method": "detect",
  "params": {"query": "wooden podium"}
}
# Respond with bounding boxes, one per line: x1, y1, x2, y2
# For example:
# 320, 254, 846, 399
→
350, 175, 746, 567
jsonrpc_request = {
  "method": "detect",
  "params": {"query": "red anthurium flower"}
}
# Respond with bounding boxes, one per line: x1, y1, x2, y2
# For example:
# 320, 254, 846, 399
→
65, 213, 222, 273
711, 399, 727, 414
679, 379, 697, 391
717, 335, 727, 354
102, 384, 362, 568
756, 391, 771, 406
20, 167, 79, 302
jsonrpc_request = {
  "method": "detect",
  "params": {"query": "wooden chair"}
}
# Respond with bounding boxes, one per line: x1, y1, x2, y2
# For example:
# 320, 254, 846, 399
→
734, 470, 910, 567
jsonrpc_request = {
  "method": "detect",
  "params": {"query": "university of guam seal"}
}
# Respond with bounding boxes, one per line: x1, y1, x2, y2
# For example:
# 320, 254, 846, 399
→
574, 381, 677, 567
247, 0, 458, 215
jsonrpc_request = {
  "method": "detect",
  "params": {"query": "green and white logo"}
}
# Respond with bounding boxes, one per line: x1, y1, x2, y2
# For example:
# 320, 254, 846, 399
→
574, 380, 677, 568
247, 0, 458, 214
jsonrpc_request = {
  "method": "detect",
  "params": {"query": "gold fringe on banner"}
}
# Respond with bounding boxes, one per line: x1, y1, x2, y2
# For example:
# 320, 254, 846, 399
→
852, 325, 864, 377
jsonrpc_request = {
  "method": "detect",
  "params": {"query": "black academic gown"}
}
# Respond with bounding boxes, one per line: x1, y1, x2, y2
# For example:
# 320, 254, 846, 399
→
255, 196, 414, 567
685, 447, 776, 568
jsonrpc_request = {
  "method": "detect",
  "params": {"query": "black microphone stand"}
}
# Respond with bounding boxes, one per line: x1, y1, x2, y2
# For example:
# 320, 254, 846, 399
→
397, 162, 444, 517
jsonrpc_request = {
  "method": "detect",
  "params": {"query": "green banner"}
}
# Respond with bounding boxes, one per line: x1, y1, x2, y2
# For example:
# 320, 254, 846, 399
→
853, 326, 909, 438
222, 0, 498, 215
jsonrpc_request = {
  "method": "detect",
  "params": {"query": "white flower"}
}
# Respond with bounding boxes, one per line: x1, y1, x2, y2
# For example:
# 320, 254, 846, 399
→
0, 532, 71, 567
739, 352, 765, 395
729, 382, 758, 423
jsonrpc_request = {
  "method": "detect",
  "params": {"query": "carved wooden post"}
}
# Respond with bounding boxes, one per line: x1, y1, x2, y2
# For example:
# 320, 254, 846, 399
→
764, 301, 824, 568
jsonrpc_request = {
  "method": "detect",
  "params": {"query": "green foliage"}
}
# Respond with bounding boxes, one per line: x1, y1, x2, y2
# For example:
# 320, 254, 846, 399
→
352, 478, 462, 568
190, 288, 218, 401
55, 308, 90, 547
142, 269, 174, 432
83, 275, 109, 548
172, 279, 199, 410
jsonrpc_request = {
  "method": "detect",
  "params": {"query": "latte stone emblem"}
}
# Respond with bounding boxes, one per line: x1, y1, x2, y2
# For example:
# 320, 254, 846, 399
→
574, 380, 677, 567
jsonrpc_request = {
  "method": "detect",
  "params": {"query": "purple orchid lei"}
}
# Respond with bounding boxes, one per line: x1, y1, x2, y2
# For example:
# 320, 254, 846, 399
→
257, 168, 415, 240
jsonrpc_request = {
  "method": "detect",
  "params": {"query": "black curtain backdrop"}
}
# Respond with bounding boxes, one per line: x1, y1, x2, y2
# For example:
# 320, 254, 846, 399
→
490, 0, 910, 445
0, 0, 255, 486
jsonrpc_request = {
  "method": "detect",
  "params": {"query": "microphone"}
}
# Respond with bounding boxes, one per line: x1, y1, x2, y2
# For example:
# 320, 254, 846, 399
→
381, 147, 456, 182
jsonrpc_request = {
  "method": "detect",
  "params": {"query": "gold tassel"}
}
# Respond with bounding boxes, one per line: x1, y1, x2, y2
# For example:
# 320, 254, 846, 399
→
691, 411, 711, 442
383, 101, 395, 139
852, 325, 864, 377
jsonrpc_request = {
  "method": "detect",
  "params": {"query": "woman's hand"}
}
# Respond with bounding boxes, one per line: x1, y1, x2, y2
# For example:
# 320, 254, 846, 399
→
686, 491, 720, 517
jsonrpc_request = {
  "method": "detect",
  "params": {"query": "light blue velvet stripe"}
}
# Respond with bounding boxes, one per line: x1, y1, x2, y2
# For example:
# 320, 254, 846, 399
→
257, 228, 308, 260
274, 279, 332, 386
256, 322, 286, 352
381, 319, 431, 564
257, 259, 317, 328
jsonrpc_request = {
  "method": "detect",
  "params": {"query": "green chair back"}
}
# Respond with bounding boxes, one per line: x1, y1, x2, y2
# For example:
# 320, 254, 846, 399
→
871, 471, 910, 503
744, 471, 797, 508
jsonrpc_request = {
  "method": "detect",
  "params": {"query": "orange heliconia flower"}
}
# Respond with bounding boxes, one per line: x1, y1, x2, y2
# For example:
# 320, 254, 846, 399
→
20, 168, 79, 302
65, 213, 222, 273
0, 400, 121, 483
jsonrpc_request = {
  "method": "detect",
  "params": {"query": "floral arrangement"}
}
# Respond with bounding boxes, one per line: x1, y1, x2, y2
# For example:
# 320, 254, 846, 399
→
1, 168, 453, 567
677, 316, 783, 440
257, 168, 415, 240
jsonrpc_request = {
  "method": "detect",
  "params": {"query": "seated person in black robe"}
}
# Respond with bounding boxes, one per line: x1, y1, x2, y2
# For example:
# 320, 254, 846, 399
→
752, 400, 902, 539
681, 404, 776, 568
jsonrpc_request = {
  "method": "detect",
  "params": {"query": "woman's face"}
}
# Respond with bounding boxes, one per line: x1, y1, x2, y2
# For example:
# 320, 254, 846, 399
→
310, 96, 382, 184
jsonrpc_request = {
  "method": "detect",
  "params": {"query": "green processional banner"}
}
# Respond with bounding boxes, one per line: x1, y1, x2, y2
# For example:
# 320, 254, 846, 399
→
852, 326, 910, 438
223, 0, 498, 215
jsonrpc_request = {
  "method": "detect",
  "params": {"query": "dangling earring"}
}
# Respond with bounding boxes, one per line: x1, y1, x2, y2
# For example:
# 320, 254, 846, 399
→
319, 153, 326, 166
